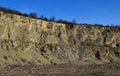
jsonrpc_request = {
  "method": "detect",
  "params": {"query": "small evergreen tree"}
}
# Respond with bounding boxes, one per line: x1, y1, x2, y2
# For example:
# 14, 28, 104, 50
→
39, 15, 48, 21
49, 16, 55, 22
29, 12, 37, 18
72, 19, 76, 24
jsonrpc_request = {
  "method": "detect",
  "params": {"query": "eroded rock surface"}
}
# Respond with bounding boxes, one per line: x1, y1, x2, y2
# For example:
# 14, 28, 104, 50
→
0, 11, 120, 67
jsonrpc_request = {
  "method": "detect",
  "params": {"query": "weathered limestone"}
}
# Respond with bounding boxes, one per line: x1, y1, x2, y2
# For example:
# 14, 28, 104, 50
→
0, 11, 120, 67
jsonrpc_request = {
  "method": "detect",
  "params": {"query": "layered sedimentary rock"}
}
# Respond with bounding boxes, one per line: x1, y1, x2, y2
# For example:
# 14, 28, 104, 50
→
0, 11, 120, 67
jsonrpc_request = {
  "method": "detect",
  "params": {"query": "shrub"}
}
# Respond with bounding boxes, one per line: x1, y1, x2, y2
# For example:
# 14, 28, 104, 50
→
49, 16, 55, 22
29, 12, 37, 18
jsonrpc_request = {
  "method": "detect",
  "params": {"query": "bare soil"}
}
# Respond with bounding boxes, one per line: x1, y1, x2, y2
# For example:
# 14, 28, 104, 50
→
0, 62, 120, 76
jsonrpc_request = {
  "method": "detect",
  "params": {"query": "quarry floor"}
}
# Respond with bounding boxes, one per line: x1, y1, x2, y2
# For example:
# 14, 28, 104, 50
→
0, 62, 120, 76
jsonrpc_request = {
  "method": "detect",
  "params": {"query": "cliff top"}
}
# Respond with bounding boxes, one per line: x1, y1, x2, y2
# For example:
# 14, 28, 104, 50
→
0, 7, 120, 28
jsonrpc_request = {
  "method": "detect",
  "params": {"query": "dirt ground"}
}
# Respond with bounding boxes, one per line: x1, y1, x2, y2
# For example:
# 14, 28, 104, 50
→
0, 62, 120, 76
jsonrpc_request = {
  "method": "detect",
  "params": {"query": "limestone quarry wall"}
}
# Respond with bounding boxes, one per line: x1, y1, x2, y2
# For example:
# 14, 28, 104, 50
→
0, 11, 120, 67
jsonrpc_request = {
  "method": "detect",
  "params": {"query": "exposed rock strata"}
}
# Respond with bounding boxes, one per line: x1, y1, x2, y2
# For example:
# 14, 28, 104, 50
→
0, 11, 120, 67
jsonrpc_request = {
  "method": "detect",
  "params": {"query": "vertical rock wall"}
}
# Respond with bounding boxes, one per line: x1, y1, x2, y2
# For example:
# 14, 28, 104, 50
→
0, 11, 120, 67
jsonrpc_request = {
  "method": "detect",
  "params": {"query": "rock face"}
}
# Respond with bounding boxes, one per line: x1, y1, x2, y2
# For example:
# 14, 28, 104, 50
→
0, 11, 120, 67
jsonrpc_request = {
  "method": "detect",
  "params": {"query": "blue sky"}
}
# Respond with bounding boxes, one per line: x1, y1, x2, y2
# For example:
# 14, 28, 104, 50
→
0, 0, 120, 25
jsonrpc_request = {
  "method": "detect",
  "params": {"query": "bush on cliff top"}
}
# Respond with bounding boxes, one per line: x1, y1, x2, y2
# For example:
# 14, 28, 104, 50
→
0, 7, 120, 27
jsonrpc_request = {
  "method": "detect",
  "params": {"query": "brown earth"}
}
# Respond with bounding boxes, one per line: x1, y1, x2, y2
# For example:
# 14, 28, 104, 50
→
1, 63, 120, 76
